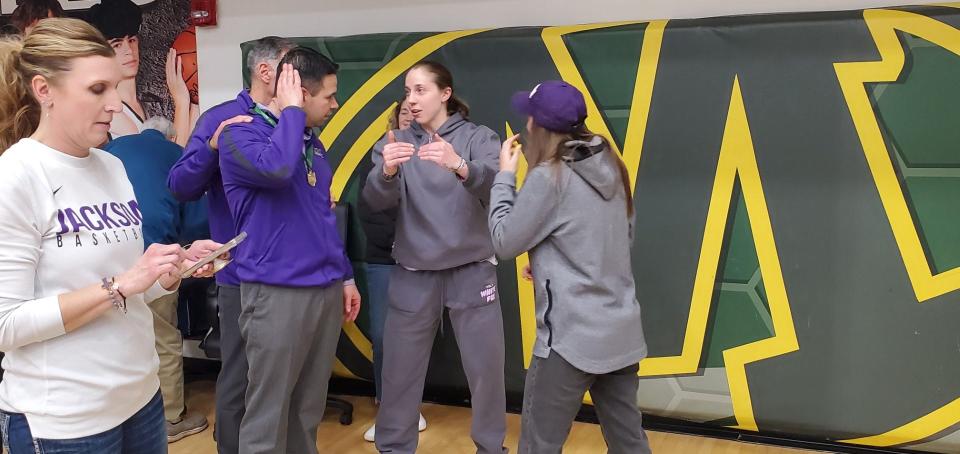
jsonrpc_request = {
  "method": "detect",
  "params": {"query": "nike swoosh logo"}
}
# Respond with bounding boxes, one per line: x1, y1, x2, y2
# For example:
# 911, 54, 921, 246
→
53, 186, 62, 196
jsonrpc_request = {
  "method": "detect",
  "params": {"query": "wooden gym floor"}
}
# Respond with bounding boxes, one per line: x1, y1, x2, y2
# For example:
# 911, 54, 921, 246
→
169, 379, 824, 453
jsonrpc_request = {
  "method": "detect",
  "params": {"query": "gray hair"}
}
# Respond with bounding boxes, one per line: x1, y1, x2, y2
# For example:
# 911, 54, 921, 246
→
142, 116, 175, 140
246, 36, 296, 75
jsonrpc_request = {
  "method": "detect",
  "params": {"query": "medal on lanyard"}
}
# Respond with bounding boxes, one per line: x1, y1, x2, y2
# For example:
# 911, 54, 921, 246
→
252, 105, 318, 187
305, 143, 317, 187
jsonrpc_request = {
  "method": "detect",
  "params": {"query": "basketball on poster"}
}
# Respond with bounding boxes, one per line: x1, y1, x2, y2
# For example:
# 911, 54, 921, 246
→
173, 26, 199, 105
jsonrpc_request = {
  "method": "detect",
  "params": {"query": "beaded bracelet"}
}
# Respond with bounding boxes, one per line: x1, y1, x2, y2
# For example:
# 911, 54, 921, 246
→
101, 277, 127, 314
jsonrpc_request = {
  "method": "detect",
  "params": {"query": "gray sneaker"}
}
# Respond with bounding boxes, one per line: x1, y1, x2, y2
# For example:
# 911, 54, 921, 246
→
167, 412, 209, 443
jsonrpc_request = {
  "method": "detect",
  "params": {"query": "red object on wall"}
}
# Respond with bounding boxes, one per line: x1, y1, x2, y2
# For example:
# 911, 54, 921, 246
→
172, 27, 199, 104
190, 0, 217, 27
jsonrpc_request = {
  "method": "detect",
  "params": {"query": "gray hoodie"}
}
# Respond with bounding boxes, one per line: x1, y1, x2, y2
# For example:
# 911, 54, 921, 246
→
488, 136, 647, 374
363, 113, 500, 270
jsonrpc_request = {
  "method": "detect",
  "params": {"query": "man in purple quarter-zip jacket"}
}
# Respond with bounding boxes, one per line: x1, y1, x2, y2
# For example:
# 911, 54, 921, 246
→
219, 48, 361, 454
167, 36, 295, 454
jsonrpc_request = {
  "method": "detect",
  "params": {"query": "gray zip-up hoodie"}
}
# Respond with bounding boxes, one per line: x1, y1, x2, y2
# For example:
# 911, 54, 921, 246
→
488, 136, 647, 374
363, 113, 500, 270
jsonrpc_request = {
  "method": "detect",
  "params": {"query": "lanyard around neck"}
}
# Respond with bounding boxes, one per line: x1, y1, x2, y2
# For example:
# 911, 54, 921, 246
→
249, 105, 314, 174
250, 104, 277, 127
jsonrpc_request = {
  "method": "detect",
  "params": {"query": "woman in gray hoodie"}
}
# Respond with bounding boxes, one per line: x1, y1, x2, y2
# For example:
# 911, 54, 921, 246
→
489, 81, 652, 454
362, 61, 506, 454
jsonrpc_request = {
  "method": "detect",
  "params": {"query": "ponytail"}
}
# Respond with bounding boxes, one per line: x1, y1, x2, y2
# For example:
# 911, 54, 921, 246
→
612, 149, 635, 217
0, 38, 39, 153
446, 94, 470, 120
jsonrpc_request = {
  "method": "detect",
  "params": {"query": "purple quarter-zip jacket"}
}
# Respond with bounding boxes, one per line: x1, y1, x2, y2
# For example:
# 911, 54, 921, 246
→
218, 105, 353, 288
167, 90, 254, 287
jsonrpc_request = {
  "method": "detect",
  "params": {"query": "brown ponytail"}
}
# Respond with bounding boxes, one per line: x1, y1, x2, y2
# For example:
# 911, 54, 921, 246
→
446, 94, 470, 119
612, 146, 636, 217
0, 18, 114, 153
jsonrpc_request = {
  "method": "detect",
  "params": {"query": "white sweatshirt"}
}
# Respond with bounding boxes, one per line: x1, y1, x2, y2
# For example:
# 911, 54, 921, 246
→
0, 138, 168, 439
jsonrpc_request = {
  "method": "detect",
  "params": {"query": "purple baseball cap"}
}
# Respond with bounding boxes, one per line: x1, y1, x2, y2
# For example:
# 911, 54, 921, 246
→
511, 80, 587, 133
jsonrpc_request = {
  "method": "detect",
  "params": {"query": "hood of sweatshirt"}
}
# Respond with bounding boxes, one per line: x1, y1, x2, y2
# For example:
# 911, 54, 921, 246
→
563, 135, 619, 201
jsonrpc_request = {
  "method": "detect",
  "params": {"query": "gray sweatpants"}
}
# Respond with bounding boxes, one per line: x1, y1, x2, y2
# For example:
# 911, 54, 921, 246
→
519, 351, 652, 454
214, 285, 246, 454
238, 282, 344, 454
375, 262, 507, 454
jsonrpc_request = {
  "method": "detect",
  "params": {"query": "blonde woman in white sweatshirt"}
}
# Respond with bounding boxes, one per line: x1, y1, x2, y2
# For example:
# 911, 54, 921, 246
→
0, 18, 220, 453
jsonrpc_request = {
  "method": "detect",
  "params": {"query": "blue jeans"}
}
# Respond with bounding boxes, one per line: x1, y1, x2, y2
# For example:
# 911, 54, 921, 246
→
1, 390, 167, 454
365, 263, 394, 402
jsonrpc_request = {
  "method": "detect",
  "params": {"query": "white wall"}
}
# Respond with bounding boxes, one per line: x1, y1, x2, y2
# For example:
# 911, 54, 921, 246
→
196, 0, 927, 110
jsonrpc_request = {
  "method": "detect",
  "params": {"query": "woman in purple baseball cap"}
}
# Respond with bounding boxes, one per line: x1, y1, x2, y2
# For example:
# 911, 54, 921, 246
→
489, 80, 652, 453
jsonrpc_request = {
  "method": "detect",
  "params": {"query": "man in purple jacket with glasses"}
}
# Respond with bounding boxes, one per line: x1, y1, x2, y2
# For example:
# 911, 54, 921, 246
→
167, 36, 295, 454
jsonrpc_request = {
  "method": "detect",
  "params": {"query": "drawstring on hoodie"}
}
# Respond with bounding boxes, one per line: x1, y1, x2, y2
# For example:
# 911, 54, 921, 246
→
439, 271, 446, 337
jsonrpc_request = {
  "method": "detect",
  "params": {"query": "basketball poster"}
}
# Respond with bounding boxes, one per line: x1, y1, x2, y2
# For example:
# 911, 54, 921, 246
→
0, 0, 198, 145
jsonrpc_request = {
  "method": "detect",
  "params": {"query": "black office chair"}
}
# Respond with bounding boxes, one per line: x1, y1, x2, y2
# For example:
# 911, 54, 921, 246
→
327, 202, 355, 424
